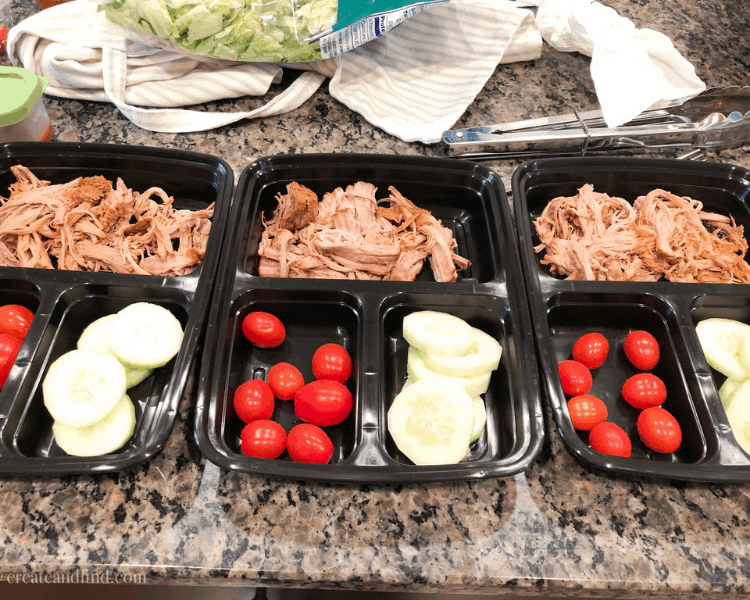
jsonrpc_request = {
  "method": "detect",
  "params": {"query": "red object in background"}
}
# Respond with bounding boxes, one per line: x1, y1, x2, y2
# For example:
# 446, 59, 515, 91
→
34, 0, 74, 9
0, 27, 8, 54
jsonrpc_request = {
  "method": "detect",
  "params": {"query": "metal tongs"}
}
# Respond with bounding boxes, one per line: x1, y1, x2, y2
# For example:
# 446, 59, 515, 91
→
442, 86, 750, 159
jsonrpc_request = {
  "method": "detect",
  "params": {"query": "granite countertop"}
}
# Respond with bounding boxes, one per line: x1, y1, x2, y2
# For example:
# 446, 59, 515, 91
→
1, 0, 750, 597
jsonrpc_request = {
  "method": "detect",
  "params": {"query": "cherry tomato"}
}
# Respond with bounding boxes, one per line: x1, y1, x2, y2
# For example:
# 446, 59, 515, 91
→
637, 406, 682, 453
623, 330, 660, 371
240, 420, 287, 459
567, 394, 608, 431
312, 343, 352, 384
622, 373, 667, 409
558, 360, 593, 396
588, 421, 632, 458
287, 423, 334, 464
267, 362, 304, 401
242, 311, 285, 348
0, 305, 34, 339
571, 332, 609, 370
233, 379, 275, 423
0, 333, 23, 389
294, 380, 353, 427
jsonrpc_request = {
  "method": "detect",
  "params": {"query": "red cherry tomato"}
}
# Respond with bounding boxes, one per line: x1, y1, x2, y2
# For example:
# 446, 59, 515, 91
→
240, 420, 287, 459
0, 305, 34, 339
558, 360, 593, 396
572, 332, 609, 369
312, 343, 352, 384
267, 362, 304, 401
622, 373, 667, 409
623, 330, 660, 370
233, 379, 275, 423
0, 333, 23, 389
294, 380, 353, 427
588, 421, 632, 458
287, 423, 334, 464
637, 406, 682, 453
242, 311, 285, 348
567, 394, 608, 431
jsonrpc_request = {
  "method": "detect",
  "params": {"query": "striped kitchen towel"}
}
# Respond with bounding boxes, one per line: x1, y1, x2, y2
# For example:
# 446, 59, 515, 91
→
7, 0, 541, 141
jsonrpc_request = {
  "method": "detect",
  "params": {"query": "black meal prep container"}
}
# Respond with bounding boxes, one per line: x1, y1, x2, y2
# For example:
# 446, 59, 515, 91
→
0, 142, 233, 475
194, 153, 545, 483
513, 156, 750, 482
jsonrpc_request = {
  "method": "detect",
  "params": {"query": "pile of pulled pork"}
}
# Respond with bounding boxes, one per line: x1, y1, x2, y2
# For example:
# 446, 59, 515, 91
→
0, 165, 214, 276
534, 184, 750, 283
257, 181, 470, 282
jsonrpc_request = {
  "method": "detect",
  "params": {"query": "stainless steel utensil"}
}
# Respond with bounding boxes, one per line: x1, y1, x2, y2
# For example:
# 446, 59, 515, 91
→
442, 86, 750, 159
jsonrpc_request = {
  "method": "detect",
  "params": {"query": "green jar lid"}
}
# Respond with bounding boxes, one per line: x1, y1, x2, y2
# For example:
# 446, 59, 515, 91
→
0, 66, 49, 127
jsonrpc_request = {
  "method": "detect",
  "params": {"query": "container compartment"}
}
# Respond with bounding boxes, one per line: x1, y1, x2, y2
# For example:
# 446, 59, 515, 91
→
515, 157, 750, 282
381, 294, 519, 466
0, 142, 234, 474
547, 293, 712, 465
2, 286, 189, 460
513, 157, 750, 482
239, 154, 503, 284
215, 289, 360, 463
195, 154, 544, 482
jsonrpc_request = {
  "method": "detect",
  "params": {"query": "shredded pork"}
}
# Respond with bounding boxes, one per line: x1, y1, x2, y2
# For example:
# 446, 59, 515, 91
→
533, 184, 750, 283
0, 166, 214, 276
258, 182, 470, 282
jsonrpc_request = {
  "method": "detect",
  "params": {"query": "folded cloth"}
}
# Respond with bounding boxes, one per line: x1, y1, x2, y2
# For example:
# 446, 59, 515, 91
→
7, 0, 541, 141
534, 0, 706, 127
329, 0, 541, 143
7, 0, 330, 133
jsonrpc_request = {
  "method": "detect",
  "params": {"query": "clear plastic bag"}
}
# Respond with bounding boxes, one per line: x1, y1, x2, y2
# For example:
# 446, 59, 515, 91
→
98, 0, 449, 63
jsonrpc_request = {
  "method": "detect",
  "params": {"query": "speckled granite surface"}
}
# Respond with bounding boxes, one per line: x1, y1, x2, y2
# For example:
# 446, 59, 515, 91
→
1, 0, 749, 596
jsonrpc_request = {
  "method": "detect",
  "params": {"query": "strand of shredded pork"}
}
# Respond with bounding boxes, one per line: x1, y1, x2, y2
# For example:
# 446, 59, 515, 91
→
0, 166, 214, 276
533, 184, 750, 283
257, 182, 470, 282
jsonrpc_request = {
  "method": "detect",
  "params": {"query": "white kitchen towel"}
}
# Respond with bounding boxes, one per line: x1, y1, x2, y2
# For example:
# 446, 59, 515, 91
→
7, 0, 541, 141
7, 0, 330, 133
329, 0, 541, 142
534, 0, 706, 127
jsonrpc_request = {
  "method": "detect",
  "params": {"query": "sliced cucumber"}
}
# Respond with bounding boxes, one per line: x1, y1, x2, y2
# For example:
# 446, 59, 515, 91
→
43, 349, 127, 427
77, 315, 116, 353
407, 346, 492, 396
471, 396, 486, 443
695, 318, 750, 381
402, 311, 474, 357
53, 394, 136, 457
720, 377, 746, 408
387, 378, 474, 465
126, 367, 153, 388
723, 380, 750, 455
109, 302, 184, 370
422, 327, 502, 378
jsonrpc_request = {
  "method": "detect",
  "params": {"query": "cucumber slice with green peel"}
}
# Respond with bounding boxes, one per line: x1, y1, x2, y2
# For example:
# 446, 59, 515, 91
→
720, 377, 746, 408
422, 327, 502, 378
470, 396, 486, 442
53, 394, 136, 457
402, 311, 474, 357
407, 346, 492, 396
695, 318, 750, 381
77, 315, 116, 353
387, 378, 474, 465
109, 302, 184, 370
126, 367, 153, 389
723, 380, 750, 455
43, 349, 127, 428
